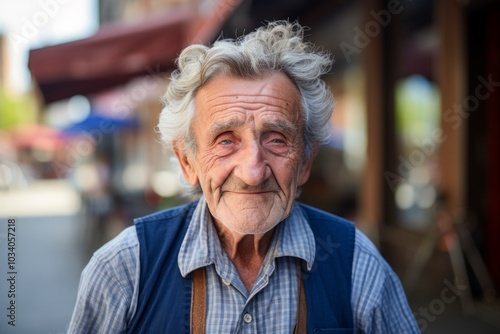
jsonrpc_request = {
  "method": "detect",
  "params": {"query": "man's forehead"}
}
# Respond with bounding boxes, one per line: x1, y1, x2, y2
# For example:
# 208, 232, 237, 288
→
197, 72, 299, 99
194, 72, 302, 121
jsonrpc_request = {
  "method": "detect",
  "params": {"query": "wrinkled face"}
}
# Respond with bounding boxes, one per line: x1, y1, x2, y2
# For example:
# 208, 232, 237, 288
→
175, 72, 314, 235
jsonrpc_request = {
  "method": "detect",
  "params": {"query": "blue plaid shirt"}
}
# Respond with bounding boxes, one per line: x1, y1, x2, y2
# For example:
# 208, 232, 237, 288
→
68, 198, 419, 333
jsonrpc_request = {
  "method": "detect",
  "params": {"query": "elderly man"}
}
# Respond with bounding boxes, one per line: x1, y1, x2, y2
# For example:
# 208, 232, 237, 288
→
69, 21, 419, 333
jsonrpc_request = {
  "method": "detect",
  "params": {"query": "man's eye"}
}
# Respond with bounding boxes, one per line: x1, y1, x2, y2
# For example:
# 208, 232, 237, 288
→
220, 139, 233, 145
268, 135, 287, 145
270, 138, 285, 144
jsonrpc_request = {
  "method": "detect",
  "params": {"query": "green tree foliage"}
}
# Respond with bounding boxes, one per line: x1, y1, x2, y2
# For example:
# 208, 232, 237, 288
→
0, 87, 37, 129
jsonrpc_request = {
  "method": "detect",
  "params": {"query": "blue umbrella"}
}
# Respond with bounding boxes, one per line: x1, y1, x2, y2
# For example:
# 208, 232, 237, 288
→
62, 113, 139, 136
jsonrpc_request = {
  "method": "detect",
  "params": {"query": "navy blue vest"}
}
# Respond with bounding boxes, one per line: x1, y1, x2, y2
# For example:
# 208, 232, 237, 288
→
127, 201, 355, 333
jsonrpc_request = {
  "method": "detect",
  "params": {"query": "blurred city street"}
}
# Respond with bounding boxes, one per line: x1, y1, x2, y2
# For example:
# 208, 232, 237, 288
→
0, 180, 87, 334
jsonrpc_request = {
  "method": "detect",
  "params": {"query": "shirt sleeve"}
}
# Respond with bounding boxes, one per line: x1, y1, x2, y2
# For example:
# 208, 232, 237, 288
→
67, 226, 139, 334
351, 229, 420, 334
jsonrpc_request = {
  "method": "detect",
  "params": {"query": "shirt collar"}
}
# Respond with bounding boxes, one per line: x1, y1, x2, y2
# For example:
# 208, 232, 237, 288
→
178, 197, 316, 277
275, 203, 316, 271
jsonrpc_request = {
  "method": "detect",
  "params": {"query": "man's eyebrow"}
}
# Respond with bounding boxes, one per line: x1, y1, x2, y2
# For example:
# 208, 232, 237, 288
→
208, 118, 245, 137
208, 118, 299, 137
263, 120, 298, 136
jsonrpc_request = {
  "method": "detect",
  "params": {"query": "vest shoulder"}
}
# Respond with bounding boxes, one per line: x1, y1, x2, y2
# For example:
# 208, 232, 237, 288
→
134, 200, 198, 226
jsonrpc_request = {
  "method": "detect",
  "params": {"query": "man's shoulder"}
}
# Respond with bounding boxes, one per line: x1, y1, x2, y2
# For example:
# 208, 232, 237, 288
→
353, 229, 380, 256
92, 225, 139, 264
352, 228, 392, 275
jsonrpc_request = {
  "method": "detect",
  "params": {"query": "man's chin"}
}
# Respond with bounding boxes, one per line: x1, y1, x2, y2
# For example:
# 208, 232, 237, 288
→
216, 206, 285, 235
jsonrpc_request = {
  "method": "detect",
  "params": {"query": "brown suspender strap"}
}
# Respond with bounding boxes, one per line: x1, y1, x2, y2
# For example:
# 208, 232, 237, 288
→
191, 267, 206, 334
191, 262, 307, 333
293, 260, 308, 334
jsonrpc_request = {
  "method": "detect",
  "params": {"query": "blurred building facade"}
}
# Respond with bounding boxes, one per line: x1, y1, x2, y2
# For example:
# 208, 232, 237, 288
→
98, 0, 193, 24
26, 0, 500, 318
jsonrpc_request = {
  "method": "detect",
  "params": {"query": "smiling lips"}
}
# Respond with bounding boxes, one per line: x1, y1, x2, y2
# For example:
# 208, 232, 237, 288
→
220, 174, 280, 195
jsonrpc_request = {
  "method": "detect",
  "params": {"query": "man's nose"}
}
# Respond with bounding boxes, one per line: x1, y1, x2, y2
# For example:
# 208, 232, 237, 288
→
234, 140, 270, 186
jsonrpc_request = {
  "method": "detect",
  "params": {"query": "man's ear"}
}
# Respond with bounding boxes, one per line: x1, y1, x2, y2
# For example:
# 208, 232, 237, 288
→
298, 146, 319, 186
174, 143, 199, 186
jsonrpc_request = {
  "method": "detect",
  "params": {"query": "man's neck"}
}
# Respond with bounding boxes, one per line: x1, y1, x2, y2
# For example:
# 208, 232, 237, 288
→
213, 219, 275, 292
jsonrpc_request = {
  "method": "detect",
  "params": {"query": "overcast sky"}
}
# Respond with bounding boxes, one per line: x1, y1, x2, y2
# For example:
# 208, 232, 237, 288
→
0, 0, 98, 92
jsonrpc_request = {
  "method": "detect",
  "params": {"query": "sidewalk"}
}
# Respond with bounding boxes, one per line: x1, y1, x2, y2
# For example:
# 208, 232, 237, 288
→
0, 181, 87, 334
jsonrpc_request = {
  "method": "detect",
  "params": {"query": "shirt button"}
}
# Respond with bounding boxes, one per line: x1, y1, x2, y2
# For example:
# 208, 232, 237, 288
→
243, 313, 253, 324
222, 279, 231, 286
